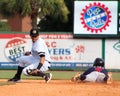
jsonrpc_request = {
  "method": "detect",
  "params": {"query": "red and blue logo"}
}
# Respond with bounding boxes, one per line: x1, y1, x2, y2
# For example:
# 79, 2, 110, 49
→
80, 2, 111, 33
5, 37, 26, 62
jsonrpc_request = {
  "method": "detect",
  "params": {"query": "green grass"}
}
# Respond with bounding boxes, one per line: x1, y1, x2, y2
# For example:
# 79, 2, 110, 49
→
0, 82, 15, 86
0, 70, 77, 80
0, 70, 120, 81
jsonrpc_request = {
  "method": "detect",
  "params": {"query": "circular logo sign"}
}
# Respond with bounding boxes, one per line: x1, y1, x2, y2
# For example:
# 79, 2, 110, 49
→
5, 37, 26, 62
80, 2, 111, 33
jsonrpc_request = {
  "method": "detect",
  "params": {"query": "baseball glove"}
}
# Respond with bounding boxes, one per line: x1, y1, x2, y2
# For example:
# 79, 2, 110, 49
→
26, 69, 39, 76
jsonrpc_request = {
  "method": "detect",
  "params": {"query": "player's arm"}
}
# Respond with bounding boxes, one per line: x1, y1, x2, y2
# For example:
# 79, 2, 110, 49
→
82, 67, 95, 75
37, 52, 45, 69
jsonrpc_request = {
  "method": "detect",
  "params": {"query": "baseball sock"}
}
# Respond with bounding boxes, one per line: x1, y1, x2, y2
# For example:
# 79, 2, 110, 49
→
14, 66, 24, 79
38, 71, 46, 78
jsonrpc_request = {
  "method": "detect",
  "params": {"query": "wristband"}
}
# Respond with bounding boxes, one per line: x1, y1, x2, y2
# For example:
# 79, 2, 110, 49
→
37, 63, 43, 69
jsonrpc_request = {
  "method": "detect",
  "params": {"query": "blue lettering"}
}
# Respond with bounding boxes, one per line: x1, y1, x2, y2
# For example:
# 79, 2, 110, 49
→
48, 48, 71, 55
48, 49, 53, 54
53, 48, 59, 55
65, 49, 70, 55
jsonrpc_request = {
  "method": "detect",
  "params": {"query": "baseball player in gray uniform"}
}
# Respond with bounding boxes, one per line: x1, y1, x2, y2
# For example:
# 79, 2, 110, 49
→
8, 28, 52, 83
71, 58, 112, 84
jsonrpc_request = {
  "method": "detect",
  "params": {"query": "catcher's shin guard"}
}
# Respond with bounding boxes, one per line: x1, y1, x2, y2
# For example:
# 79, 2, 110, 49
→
71, 72, 81, 82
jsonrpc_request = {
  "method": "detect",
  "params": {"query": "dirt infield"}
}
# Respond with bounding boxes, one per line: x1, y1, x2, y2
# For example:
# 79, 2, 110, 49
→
0, 79, 120, 96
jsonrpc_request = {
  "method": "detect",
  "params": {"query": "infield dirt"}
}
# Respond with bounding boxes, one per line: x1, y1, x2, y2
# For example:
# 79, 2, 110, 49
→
0, 79, 120, 96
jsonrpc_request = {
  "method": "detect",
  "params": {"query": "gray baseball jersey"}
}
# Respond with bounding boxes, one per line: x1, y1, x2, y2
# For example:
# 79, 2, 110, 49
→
84, 71, 105, 82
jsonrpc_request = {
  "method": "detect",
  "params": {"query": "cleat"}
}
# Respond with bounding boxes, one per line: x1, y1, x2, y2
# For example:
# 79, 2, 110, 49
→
107, 72, 112, 84
71, 72, 81, 82
45, 73, 52, 83
8, 78, 21, 82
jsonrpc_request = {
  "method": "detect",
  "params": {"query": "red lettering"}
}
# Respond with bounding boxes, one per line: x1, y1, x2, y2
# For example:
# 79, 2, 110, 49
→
45, 42, 56, 48
51, 42, 56, 48
46, 42, 50, 47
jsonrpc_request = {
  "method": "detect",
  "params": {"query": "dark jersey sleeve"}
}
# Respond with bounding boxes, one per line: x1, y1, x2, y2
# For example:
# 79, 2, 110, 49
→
101, 69, 109, 79
82, 67, 95, 75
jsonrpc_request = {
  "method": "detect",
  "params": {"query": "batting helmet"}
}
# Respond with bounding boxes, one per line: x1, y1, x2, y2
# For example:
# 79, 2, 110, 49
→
93, 58, 104, 67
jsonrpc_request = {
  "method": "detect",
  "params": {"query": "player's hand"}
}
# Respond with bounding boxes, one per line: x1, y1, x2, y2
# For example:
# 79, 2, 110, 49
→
26, 69, 39, 76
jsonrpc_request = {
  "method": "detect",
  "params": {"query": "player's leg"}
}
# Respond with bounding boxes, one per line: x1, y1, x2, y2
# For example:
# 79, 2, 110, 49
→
8, 66, 24, 82
83, 71, 99, 82
71, 67, 95, 82
95, 72, 112, 84
96, 72, 106, 82
40, 61, 52, 83
101, 69, 112, 84
23, 61, 52, 83
71, 72, 98, 83
106, 72, 112, 84
8, 56, 35, 82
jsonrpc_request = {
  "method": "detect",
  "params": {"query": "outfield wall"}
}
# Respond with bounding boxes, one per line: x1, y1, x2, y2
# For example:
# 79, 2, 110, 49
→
105, 39, 120, 69
0, 34, 120, 70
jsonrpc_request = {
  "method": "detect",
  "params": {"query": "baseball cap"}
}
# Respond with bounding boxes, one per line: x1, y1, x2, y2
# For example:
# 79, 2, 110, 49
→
30, 28, 39, 36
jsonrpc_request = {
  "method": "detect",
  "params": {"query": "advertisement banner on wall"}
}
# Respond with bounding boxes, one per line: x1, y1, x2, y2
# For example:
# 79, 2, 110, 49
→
105, 39, 120, 69
0, 34, 32, 69
0, 34, 102, 69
